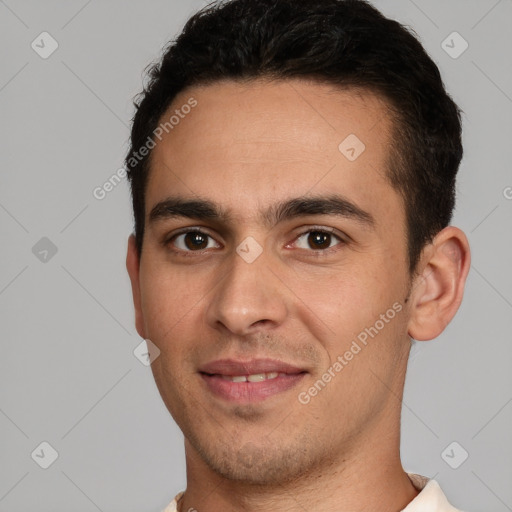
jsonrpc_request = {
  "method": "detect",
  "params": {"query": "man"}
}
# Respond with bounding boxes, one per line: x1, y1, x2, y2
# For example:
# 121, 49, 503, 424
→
125, 0, 471, 510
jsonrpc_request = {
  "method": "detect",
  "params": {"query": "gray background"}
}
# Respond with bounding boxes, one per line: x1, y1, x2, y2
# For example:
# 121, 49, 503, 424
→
0, 0, 511, 511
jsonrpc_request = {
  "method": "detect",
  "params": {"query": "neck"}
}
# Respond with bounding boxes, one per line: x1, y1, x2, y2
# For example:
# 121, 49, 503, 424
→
179, 424, 419, 512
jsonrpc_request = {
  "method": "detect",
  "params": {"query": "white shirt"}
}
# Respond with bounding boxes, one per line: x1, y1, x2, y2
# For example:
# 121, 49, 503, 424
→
162, 473, 464, 512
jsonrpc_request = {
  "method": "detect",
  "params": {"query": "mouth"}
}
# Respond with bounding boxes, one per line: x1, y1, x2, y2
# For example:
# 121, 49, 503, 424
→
199, 358, 307, 403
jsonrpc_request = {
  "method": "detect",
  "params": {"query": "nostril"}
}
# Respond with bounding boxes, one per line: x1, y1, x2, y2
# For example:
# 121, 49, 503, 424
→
251, 319, 271, 327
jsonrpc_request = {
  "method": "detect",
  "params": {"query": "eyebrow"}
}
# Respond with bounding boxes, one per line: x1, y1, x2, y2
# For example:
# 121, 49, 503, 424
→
148, 195, 375, 228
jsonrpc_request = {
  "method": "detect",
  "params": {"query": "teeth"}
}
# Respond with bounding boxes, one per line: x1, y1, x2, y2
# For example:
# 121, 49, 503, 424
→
247, 373, 266, 382
220, 372, 281, 382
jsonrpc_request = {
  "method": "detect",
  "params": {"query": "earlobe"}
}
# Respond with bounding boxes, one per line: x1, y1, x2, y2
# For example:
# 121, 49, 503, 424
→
126, 234, 146, 339
407, 227, 471, 341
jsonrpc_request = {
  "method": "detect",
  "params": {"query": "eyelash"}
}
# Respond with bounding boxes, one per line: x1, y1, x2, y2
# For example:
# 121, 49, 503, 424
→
290, 227, 345, 253
164, 228, 218, 256
164, 227, 346, 255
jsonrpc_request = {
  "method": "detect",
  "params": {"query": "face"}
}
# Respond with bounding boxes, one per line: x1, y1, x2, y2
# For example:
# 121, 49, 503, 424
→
128, 79, 415, 485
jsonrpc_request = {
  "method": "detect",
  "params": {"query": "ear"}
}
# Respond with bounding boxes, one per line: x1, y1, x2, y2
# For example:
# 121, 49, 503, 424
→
407, 226, 471, 341
126, 234, 146, 339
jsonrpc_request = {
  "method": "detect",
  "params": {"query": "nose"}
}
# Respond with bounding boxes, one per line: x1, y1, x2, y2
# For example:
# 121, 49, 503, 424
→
205, 247, 289, 336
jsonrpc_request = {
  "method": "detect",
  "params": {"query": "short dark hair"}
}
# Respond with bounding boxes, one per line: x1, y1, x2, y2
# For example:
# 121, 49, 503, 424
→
126, 0, 463, 274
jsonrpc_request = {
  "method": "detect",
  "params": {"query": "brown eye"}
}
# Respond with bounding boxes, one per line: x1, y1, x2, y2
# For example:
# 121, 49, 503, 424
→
184, 232, 208, 250
172, 231, 219, 251
307, 231, 332, 250
293, 229, 343, 251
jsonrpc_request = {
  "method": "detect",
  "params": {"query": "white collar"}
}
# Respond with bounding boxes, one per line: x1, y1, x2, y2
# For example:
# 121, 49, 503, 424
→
164, 473, 464, 512
403, 473, 463, 511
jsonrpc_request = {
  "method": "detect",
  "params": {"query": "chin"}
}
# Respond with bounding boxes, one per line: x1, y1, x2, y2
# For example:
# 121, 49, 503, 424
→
191, 432, 319, 486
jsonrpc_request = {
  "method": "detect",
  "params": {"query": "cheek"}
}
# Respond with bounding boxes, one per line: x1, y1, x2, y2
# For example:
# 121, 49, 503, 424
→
291, 265, 406, 351
291, 268, 374, 332
138, 262, 206, 345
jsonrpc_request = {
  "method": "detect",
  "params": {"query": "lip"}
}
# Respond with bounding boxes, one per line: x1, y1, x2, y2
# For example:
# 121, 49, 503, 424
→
199, 358, 305, 376
199, 358, 307, 403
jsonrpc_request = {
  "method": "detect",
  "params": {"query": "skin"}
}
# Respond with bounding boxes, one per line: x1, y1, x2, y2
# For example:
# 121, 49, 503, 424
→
126, 79, 471, 512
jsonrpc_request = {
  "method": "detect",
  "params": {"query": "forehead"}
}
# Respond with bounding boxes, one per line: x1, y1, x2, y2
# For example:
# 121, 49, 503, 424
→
146, 79, 400, 225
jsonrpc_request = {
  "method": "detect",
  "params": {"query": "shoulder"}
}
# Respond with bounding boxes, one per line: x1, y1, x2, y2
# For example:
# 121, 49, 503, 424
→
161, 491, 184, 512
404, 473, 465, 512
